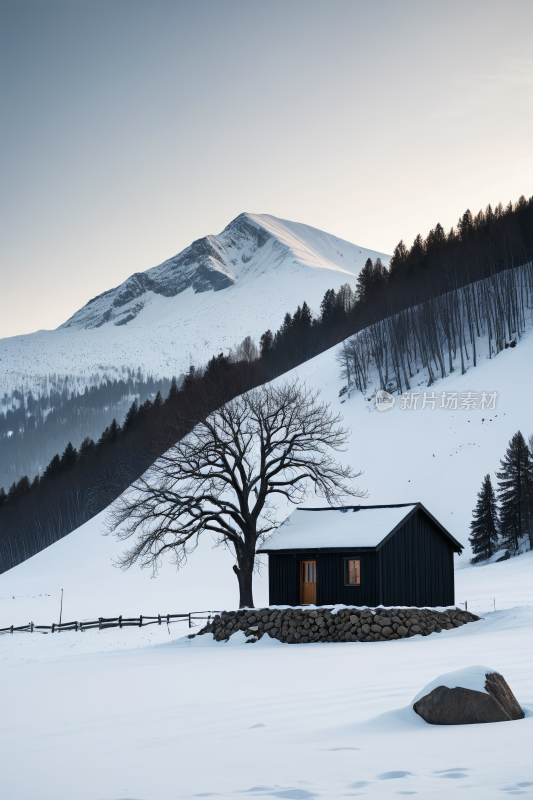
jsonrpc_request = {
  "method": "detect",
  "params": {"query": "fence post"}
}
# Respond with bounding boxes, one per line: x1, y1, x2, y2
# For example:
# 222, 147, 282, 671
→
139, 615, 143, 628
30, 621, 33, 633
189, 612, 191, 629
465, 601, 468, 611
52, 623, 55, 633
119, 615, 122, 629
10, 625, 13, 634
158, 614, 161, 626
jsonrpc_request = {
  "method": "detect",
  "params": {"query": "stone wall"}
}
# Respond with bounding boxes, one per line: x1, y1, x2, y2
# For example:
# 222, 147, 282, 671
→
196, 606, 480, 644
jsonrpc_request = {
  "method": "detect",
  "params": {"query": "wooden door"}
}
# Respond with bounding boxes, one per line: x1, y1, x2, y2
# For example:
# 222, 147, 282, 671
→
300, 560, 316, 604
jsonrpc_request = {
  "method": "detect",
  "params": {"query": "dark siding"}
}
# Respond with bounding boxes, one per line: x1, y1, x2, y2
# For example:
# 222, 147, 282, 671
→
380, 511, 455, 606
316, 552, 380, 607
268, 554, 299, 605
268, 551, 379, 606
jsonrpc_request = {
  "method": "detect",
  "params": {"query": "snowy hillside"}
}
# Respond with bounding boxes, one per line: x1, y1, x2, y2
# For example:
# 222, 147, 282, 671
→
2, 314, 533, 628
2, 310, 533, 800
0, 213, 388, 397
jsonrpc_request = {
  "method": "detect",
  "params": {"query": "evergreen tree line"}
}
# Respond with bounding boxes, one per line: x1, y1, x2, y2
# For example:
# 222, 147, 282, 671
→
260, 195, 533, 379
0, 359, 274, 572
1, 193, 532, 572
0, 373, 172, 489
469, 432, 533, 562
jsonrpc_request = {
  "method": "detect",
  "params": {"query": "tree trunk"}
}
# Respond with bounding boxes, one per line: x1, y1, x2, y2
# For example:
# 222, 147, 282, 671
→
233, 548, 255, 608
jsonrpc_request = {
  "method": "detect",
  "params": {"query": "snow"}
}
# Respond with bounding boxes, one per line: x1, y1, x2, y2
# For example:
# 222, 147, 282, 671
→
259, 505, 419, 550
412, 665, 500, 703
0, 213, 389, 397
1, 601, 532, 798
2, 272, 533, 797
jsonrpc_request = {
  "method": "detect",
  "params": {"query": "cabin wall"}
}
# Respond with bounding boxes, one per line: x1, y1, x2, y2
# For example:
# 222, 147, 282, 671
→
267, 551, 380, 607
268, 553, 299, 606
379, 512, 455, 606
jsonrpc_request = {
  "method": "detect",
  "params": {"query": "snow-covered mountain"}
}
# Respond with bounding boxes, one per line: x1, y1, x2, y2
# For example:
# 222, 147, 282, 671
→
0, 213, 389, 396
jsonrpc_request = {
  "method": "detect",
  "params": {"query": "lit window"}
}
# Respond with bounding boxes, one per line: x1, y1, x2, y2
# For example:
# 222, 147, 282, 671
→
344, 558, 360, 586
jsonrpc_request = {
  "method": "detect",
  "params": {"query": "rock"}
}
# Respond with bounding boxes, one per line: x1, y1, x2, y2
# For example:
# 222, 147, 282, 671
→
410, 625, 422, 634
381, 626, 393, 637
413, 666, 524, 725
371, 624, 382, 634
397, 626, 408, 637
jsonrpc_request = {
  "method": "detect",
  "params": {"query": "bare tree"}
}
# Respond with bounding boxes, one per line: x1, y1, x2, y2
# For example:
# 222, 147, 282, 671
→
232, 335, 259, 363
106, 379, 365, 607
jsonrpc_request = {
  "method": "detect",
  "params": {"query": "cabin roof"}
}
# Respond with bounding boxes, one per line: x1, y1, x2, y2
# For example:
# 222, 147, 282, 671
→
257, 503, 463, 553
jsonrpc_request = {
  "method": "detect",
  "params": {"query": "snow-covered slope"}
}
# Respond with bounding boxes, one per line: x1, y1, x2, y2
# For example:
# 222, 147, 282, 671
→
2, 259, 533, 800
2, 318, 533, 628
0, 213, 388, 395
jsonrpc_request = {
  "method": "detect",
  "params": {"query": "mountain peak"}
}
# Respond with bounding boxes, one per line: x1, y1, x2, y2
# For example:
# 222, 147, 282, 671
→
58, 212, 389, 331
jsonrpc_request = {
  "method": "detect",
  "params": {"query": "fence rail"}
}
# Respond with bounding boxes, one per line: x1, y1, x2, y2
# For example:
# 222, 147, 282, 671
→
0, 611, 221, 635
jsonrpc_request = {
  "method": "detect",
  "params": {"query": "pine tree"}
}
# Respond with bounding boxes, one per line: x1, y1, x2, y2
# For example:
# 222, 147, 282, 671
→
78, 437, 96, 459
496, 431, 533, 552
0, 486, 6, 507
458, 209, 474, 240
320, 289, 338, 326
135, 400, 152, 425
388, 239, 408, 278
355, 260, 374, 303
123, 399, 139, 430
8, 475, 31, 503
469, 474, 500, 562
42, 454, 62, 481
259, 329, 274, 359
108, 418, 121, 443
166, 377, 179, 404
181, 365, 197, 392
60, 442, 78, 472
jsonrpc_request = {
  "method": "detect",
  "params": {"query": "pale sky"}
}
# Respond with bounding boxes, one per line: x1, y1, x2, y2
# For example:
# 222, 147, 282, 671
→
1, 0, 532, 339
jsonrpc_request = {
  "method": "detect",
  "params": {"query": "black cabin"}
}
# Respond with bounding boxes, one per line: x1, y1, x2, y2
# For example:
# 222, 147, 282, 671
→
257, 503, 463, 608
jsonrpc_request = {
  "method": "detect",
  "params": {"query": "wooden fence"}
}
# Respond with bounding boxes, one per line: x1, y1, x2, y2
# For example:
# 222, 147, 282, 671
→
0, 611, 220, 635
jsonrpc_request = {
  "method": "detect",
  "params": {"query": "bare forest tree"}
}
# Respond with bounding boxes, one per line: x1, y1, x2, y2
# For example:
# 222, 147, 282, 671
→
233, 335, 259, 363
337, 261, 533, 395
106, 379, 365, 607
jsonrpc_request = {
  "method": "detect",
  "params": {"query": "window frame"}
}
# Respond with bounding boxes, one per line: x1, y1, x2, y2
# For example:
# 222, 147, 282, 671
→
343, 557, 361, 587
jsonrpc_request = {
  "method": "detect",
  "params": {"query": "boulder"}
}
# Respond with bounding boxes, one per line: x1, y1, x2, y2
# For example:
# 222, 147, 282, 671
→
413, 666, 524, 725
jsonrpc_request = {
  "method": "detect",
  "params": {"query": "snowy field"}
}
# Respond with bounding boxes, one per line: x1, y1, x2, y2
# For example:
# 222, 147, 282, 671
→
1, 587, 532, 799
2, 299, 533, 798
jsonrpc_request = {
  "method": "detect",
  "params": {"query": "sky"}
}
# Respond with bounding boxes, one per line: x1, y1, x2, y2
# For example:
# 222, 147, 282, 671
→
1, 0, 533, 339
